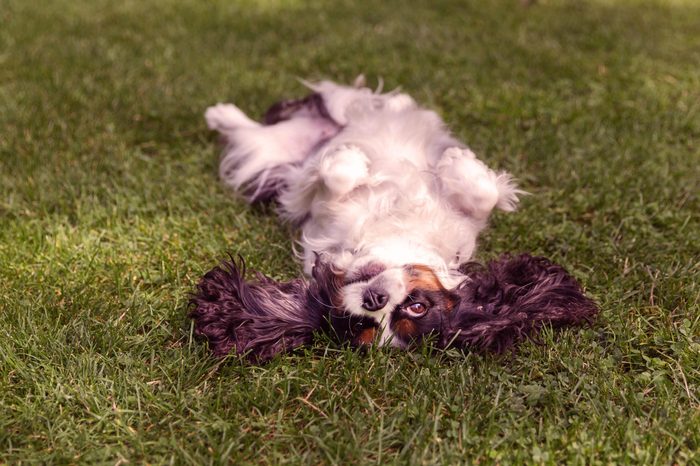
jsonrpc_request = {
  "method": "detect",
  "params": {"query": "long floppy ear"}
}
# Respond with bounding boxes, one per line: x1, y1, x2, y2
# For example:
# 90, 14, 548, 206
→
189, 256, 330, 362
442, 254, 598, 353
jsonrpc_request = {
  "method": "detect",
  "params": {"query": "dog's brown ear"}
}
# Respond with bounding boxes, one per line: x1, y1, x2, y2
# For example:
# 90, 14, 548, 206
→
442, 254, 598, 353
189, 256, 329, 362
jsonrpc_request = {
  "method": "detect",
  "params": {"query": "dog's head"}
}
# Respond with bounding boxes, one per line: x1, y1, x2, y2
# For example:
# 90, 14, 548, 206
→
330, 253, 598, 349
325, 200, 483, 342
338, 259, 459, 346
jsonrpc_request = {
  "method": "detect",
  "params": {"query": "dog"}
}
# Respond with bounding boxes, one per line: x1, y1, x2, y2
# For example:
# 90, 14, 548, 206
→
190, 77, 597, 362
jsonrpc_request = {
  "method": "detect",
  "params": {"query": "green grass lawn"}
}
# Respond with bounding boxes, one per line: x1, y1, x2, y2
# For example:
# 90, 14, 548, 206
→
2, 0, 699, 463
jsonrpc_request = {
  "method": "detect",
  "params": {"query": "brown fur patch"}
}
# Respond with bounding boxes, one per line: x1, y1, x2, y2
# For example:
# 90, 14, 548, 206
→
354, 327, 377, 345
402, 265, 458, 314
404, 265, 447, 293
393, 318, 418, 339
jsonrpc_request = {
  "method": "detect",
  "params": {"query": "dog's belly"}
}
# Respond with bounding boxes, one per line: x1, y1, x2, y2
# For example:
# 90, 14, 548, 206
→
299, 182, 482, 273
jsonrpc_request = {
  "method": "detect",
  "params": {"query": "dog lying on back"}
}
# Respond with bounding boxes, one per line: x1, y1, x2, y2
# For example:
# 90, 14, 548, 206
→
190, 77, 597, 361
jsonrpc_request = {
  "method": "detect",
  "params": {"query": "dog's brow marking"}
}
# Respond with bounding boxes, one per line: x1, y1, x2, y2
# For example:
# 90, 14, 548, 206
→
405, 265, 445, 292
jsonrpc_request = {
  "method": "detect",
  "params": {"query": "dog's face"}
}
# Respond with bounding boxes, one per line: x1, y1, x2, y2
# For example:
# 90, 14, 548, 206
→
340, 260, 460, 346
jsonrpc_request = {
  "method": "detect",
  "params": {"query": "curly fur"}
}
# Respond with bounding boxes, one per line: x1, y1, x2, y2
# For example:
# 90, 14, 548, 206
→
443, 254, 598, 352
189, 257, 328, 361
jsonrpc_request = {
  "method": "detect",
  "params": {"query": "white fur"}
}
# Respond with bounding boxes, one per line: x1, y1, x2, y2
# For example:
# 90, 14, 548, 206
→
206, 79, 523, 345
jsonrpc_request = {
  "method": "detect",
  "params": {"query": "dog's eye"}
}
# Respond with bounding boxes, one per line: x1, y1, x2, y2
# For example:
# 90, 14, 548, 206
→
404, 302, 427, 317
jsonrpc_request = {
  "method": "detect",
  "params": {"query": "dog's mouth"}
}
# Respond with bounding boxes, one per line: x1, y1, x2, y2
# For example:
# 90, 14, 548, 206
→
344, 262, 386, 285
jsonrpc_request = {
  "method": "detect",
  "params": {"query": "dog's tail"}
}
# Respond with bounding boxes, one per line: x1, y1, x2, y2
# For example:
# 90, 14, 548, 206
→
189, 256, 342, 362
443, 254, 598, 353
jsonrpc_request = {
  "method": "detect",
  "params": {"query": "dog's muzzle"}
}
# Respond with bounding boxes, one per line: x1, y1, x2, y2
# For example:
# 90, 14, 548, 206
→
362, 287, 388, 311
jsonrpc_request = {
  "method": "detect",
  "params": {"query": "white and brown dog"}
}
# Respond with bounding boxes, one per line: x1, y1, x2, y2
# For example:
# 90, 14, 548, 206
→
190, 77, 596, 362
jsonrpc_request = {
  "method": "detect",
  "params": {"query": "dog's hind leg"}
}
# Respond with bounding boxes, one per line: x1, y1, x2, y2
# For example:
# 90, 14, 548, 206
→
205, 102, 340, 202
206, 103, 261, 131
302, 80, 378, 125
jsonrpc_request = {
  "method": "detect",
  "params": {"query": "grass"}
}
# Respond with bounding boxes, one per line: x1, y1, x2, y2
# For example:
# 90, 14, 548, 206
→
1, 0, 699, 463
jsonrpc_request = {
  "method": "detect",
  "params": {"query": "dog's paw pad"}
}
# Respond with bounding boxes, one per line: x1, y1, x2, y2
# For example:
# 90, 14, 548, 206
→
320, 145, 370, 196
439, 150, 491, 184
465, 174, 500, 214
439, 147, 476, 166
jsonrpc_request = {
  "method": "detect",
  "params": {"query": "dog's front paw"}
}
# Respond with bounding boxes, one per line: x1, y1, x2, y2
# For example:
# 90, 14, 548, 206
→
438, 147, 516, 219
319, 145, 370, 196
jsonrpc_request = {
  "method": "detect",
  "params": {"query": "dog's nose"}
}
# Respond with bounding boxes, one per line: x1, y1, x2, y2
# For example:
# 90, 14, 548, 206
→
362, 287, 388, 311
